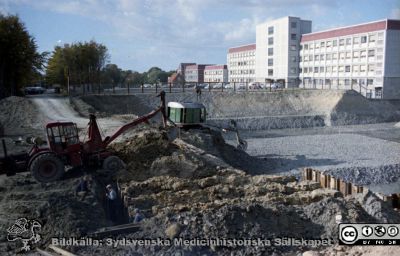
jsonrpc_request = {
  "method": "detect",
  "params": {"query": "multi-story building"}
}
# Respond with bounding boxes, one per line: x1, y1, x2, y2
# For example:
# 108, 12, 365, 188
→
255, 16, 312, 87
227, 44, 256, 83
299, 19, 400, 99
204, 65, 228, 83
185, 64, 212, 83
168, 63, 196, 84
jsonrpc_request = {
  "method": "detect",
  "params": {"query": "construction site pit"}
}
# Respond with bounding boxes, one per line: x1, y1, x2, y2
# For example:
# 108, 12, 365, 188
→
1, 91, 400, 255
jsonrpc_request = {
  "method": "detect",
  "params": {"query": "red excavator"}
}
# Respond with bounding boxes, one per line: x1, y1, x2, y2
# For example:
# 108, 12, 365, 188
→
0, 92, 167, 183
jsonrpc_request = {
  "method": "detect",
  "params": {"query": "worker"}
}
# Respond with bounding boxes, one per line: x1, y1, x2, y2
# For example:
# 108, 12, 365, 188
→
106, 184, 117, 222
129, 208, 144, 223
75, 175, 91, 200
195, 86, 202, 101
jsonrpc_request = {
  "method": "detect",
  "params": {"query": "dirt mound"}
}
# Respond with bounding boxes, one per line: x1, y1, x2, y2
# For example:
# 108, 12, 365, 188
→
77, 95, 153, 117
0, 173, 108, 254
0, 96, 43, 136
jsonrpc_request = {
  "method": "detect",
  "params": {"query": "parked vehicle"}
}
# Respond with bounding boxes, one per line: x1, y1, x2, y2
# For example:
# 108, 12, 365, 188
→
271, 83, 283, 89
24, 87, 46, 95
213, 83, 223, 89
224, 83, 234, 89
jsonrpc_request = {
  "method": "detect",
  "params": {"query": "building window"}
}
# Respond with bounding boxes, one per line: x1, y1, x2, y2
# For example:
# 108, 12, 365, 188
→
268, 58, 273, 65
315, 42, 320, 49
291, 22, 297, 28
320, 41, 325, 48
299, 68, 302, 73
367, 79, 373, 85
291, 56, 296, 62
369, 34, 376, 42
345, 65, 350, 72
332, 66, 337, 72
353, 51, 359, 58
268, 48, 273, 56
368, 49, 375, 57
339, 52, 345, 60
346, 52, 351, 59
320, 54, 324, 61
314, 67, 318, 73
304, 44, 308, 50
304, 67, 308, 73
361, 36, 367, 43
353, 37, 360, 44
291, 33, 297, 40
268, 26, 274, 35
268, 69, 273, 76
268, 37, 273, 45
291, 45, 296, 51
326, 66, 332, 73
360, 65, 366, 72
360, 50, 366, 59
339, 66, 344, 72
332, 40, 337, 47
309, 43, 314, 49
326, 54, 331, 60
320, 67, 324, 72
309, 55, 313, 61
345, 79, 350, 86
368, 64, 375, 72
315, 55, 319, 61
339, 39, 345, 46
352, 65, 359, 72
346, 38, 351, 45
290, 67, 296, 74
326, 41, 332, 47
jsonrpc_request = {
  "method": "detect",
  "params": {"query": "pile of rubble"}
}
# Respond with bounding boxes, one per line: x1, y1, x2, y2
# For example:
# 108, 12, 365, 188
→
83, 127, 400, 255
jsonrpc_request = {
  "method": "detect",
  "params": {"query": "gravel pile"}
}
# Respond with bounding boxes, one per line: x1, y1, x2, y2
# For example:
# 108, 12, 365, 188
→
325, 164, 400, 186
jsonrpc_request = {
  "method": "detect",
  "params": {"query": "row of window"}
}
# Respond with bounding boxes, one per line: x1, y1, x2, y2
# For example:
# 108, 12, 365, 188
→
229, 69, 255, 75
229, 51, 256, 58
303, 78, 374, 86
301, 49, 381, 62
230, 78, 255, 82
204, 70, 225, 75
300, 64, 379, 74
301, 32, 383, 50
267, 21, 297, 35
229, 60, 256, 66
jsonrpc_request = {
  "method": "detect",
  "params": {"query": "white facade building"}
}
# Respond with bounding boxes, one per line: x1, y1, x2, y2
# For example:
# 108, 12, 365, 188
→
255, 16, 312, 87
204, 65, 228, 83
227, 44, 256, 83
299, 19, 400, 99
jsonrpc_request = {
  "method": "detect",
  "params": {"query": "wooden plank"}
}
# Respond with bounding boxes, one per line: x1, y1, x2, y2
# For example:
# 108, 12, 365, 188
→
91, 223, 140, 237
36, 248, 57, 256
48, 245, 76, 256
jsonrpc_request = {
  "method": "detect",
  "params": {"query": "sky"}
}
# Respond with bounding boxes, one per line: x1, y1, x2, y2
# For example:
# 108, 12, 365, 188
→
1, 0, 399, 72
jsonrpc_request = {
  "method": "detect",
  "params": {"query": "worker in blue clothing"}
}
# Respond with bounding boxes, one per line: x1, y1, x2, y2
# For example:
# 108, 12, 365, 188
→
75, 175, 91, 200
106, 184, 117, 222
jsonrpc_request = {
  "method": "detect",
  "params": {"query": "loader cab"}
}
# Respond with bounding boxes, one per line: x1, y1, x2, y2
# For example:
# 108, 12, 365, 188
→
46, 122, 80, 153
167, 102, 206, 127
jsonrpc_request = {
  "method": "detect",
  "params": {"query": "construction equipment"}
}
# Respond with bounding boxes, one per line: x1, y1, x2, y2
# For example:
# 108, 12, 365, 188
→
0, 92, 167, 183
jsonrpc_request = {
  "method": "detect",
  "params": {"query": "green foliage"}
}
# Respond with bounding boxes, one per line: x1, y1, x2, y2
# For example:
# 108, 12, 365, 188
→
0, 14, 46, 98
46, 40, 109, 89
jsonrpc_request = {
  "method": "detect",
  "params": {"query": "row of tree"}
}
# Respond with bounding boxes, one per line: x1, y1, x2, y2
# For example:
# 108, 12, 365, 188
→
0, 14, 174, 98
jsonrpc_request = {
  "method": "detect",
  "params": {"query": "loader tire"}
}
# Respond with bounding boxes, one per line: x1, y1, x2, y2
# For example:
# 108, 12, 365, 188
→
30, 153, 65, 183
102, 155, 122, 172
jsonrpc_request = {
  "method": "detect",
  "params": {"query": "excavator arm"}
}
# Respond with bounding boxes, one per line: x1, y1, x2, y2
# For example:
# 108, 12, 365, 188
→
102, 91, 167, 147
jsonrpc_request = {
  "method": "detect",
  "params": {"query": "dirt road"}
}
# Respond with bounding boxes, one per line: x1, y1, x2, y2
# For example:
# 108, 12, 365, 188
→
30, 96, 124, 136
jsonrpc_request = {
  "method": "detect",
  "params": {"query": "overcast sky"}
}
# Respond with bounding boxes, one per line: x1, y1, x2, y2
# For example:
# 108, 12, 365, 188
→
1, 0, 399, 72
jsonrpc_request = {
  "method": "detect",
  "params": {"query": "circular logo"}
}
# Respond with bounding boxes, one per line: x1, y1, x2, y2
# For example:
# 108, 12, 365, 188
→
374, 226, 386, 237
341, 226, 358, 243
387, 226, 399, 237
362, 226, 373, 237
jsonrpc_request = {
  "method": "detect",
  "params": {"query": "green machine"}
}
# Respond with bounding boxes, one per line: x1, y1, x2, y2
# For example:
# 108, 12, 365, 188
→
167, 102, 206, 127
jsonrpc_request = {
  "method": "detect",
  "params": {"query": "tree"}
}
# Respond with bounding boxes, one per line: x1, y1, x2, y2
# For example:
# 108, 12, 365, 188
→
46, 40, 109, 93
146, 67, 171, 84
0, 14, 46, 98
